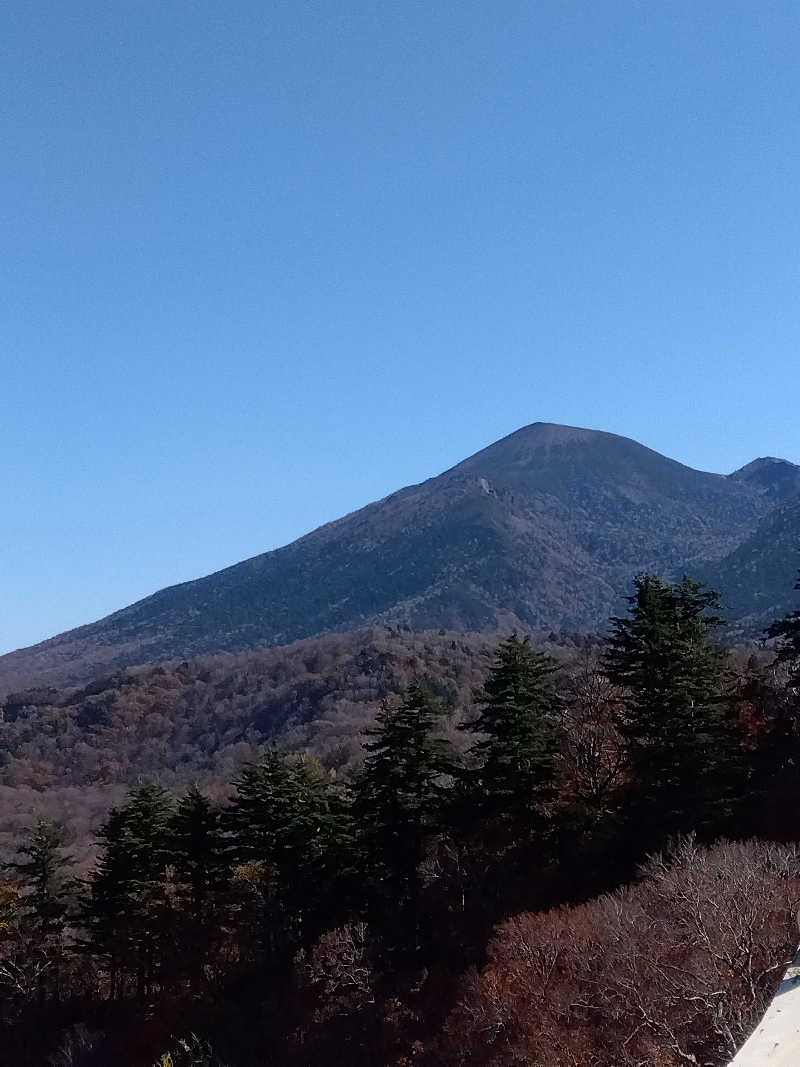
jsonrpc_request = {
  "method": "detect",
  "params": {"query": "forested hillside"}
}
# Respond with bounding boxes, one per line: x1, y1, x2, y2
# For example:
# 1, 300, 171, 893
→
3, 572, 800, 1065
0, 627, 592, 862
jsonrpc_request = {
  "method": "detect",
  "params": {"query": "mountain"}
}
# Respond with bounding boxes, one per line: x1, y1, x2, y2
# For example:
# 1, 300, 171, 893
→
697, 494, 800, 628
2, 422, 798, 693
729, 456, 800, 501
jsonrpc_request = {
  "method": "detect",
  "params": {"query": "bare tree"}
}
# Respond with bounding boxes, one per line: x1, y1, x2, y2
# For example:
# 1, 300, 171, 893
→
440, 838, 800, 1067
557, 659, 627, 815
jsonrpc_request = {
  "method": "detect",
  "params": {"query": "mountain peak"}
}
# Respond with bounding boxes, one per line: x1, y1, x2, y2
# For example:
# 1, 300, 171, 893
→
731, 456, 796, 474
729, 456, 800, 501
496, 421, 617, 446
1, 424, 796, 693
451, 422, 635, 475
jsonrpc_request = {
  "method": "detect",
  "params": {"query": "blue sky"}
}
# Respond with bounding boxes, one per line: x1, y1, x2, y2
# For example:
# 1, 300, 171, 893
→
3, 1, 800, 654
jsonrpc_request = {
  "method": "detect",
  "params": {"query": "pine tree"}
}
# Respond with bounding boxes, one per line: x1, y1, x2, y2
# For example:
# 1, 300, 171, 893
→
604, 574, 739, 841
461, 634, 559, 830
10, 820, 74, 1002
227, 751, 350, 961
172, 788, 228, 924
83, 783, 175, 999
354, 683, 456, 944
83, 807, 131, 999
12, 821, 73, 941
171, 787, 230, 986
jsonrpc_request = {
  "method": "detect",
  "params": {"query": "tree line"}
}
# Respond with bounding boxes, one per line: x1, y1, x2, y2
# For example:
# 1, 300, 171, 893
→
2, 571, 800, 1064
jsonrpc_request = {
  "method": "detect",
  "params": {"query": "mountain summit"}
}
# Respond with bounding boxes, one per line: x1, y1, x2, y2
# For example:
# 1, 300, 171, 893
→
2, 423, 798, 692
729, 456, 800, 500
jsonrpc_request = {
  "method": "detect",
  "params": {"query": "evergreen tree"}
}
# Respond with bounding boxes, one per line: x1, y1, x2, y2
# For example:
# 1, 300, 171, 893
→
171, 787, 230, 986
83, 783, 176, 999
354, 683, 456, 944
461, 634, 559, 830
172, 787, 228, 925
227, 751, 350, 961
83, 807, 130, 999
10, 820, 74, 1002
604, 574, 739, 841
12, 821, 73, 942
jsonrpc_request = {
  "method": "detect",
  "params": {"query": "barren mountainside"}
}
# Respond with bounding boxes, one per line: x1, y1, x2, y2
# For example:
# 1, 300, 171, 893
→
3, 422, 799, 693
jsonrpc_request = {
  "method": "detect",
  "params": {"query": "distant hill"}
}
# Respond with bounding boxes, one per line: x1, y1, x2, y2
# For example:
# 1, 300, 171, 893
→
2, 422, 798, 693
0, 626, 529, 858
697, 494, 800, 629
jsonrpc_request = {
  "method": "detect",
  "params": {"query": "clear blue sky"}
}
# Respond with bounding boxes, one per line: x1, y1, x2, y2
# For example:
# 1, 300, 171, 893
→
3, 1, 800, 655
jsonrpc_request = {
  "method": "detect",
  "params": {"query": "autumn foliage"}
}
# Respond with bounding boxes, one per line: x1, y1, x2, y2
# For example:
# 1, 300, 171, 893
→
1, 573, 800, 1064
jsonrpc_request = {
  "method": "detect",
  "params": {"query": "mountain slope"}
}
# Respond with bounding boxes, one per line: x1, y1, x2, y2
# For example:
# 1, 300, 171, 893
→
0, 423, 793, 692
729, 457, 800, 501
697, 494, 800, 628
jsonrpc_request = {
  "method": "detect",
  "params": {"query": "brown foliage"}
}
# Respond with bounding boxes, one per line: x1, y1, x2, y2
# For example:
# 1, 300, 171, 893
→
555, 657, 627, 815
0, 627, 588, 859
438, 838, 800, 1066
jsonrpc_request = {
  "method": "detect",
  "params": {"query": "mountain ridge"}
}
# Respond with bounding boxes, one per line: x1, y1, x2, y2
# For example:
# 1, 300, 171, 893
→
3, 422, 799, 693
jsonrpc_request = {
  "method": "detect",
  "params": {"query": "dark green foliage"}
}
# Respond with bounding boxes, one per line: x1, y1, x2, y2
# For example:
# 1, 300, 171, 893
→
227, 751, 351, 958
8, 820, 75, 1003
172, 787, 230, 985
462, 634, 559, 828
604, 575, 739, 839
173, 787, 229, 925
11, 820, 74, 942
83, 782, 176, 998
354, 684, 456, 941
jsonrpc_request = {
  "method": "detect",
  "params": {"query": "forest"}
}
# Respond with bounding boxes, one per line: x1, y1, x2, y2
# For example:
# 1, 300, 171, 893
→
2, 571, 800, 1065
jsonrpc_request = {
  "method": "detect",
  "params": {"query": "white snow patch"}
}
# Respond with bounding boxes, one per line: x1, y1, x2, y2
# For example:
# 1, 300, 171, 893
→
729, 944, 800, 1065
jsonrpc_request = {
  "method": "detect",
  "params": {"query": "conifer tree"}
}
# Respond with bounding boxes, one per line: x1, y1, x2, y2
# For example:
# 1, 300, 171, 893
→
354, 683, 456, 942
227, 751, 350, 960
12, 821, 73, 942
10, 820, 74, 1002
171, 787, 230, 985
461, 634, 559, 831
604, 574, 739, 841
172, 788, 228, 925
83, 783, 175, 999
83, 807, 130, 999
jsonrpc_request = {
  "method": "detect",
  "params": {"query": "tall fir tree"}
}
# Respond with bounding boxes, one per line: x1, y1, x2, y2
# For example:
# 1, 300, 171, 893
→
10, 820, 74, 1002
461, 634, 559, 831
227, 751, 350, 961
354, 683, 456, 946
83, 783, 176, 999
604, 574, 740, 842
171, 787, 230, 986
